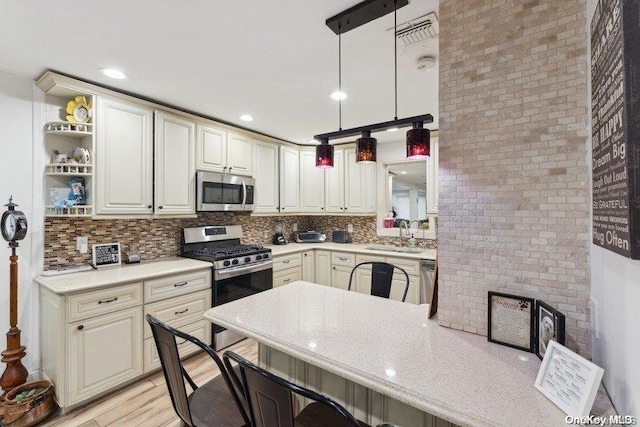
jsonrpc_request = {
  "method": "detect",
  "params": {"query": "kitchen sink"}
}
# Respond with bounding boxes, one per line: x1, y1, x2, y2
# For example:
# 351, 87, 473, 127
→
365, 246, 424, 254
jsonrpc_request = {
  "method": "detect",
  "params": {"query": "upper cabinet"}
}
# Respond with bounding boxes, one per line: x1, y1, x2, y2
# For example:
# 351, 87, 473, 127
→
279, 145, 300, 213
252, 139, 280, 213
95, 96, 154, 215
196, 123, 253, 176
299, 148, 325, 213
154, 111, 196, 215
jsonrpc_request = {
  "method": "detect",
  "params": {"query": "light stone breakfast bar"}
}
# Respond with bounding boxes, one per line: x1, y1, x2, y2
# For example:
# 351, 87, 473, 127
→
205, 281, 615, 427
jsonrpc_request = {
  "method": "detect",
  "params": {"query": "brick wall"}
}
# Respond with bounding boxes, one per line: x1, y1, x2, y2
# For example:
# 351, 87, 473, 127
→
438, 0, 591, 356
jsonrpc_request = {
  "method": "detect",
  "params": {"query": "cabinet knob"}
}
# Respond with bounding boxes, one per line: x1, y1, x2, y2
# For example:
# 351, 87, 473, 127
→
77, 325, 84, 331
229, 167, 232, 171
147, 205, 152, 209
321, 207, 324, 210
282, 207, 285, 210
158, 206, 163, 209
344, 207, 347, 211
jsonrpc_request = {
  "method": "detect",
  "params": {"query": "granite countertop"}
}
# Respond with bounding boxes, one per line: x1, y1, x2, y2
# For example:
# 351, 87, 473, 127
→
35, 257, 213, 294
266, 242, 437, 260
205, 281, 615, 427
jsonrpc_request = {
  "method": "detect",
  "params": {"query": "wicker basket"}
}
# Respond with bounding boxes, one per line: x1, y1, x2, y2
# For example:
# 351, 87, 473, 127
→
1, 380, 57, 426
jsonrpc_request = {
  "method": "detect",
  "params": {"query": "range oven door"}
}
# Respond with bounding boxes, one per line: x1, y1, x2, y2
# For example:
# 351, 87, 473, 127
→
212, 260, 273, 349
196, 170, 255, 212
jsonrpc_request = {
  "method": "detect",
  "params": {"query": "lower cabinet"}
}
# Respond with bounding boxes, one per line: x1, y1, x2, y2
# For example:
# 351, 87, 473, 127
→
273, 253, 302, 287
39, 267, 211, 409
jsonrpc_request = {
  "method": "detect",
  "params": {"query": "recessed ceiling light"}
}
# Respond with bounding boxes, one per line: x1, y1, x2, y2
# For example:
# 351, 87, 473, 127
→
386, 127, 399, 132
240, 114, 254, 122
99, 68, 127, 79
400, 171, 407, 174
330, 91, 347, 100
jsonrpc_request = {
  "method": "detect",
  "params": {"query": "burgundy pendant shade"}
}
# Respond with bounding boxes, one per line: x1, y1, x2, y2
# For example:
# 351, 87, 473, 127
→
356, 131, 377, 163
406, 122, 430, 159
315, 139, 334, 168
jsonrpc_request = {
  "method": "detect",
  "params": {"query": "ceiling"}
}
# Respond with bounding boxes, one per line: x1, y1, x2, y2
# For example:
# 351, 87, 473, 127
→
388, 161, 426, 189
0, 0, 438, 145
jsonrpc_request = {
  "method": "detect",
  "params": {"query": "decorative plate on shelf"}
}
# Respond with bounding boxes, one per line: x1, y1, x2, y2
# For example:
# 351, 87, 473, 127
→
66, 96, 92, 123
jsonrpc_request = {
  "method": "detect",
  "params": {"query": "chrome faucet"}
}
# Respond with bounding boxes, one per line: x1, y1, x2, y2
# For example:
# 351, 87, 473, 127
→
398, 220, 409, 246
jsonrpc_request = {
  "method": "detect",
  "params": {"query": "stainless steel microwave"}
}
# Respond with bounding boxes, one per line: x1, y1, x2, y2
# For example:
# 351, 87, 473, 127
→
196, 171, 255, 212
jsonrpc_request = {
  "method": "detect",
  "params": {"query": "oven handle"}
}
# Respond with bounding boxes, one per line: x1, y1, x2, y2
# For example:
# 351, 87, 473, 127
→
215, 260, 273, 281
242, 181, 247, 206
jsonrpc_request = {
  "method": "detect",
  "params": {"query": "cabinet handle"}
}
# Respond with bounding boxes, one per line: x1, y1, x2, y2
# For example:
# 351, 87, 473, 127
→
176, 338, 187, 346
174, 282, 188, 287
284, 278, 291, 283
98, 297, 118, 304
147, 205, 152, 209
174, 308, 189, 315
338, 257, 348, 261
283, 260, 290, 264
158, 206, 163, 209
77, 325, 84, 331
229, 167, 232, 171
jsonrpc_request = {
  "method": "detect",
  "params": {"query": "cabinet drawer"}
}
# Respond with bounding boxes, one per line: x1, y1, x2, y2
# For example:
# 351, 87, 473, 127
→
273, 267, 302, 288
386, 257, 420, 276
144, 319, 210, 373
331, 252, 356, 267
272, 253, 302, 272
144, 269, 211, 303
144, 289, 210, 339
68, 283, 143, 323
355, 254, 386, 264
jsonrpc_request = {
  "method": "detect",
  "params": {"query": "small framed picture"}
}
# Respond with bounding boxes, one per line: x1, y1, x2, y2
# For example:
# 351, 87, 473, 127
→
488, 291, 535, 352
536, 300, 565, 360
92, 243, 122, 268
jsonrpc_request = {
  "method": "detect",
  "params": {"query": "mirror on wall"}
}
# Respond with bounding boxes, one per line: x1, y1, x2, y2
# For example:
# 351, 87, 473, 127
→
386, 161, 428, 228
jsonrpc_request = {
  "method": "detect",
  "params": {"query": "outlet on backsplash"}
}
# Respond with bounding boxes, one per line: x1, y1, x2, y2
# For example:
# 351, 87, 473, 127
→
76, 236, 88, 254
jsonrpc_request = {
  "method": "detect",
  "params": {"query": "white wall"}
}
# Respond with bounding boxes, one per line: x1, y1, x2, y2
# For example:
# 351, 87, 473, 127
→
587, 1, 640, 417
0, 70, 40, 373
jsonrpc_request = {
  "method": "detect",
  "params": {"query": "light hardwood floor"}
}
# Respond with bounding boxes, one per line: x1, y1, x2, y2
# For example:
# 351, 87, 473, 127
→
40, 338, 257, 427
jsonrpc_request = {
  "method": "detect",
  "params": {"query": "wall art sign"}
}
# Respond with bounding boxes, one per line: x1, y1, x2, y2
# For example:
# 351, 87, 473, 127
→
535, 341, 604, 417
591, 0, 640, 259
487, 292, 535, 352
92, 243, 121, 268
536, 300, 566, 360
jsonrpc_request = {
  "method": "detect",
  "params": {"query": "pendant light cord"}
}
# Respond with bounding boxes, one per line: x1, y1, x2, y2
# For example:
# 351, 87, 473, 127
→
394, 0, 398, 121
339, 26, 343, 131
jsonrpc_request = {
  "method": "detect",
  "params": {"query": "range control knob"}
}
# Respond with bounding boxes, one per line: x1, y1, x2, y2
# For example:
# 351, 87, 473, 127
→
244, 257, 251, 263
231, 259, 239, 265
223, 260, 231, 267
263, 253, 269, 259
256, 255, 262, 260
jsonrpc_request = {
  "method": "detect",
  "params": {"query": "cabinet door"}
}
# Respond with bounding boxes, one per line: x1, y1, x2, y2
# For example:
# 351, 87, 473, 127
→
344, 148, 376, 214
324, 149, 345, 213
331, 265, 352, 291
96, 97, 153, 214
299, 149, 325, 213
197, 124, 226, 173
253, 140, 280, 213
314, 250, 332, 286
67, 307, 143, 405
302, 251, 315, 282
154, 111, 196, 215
227, 132, 253, 176
279, 146, 300, 212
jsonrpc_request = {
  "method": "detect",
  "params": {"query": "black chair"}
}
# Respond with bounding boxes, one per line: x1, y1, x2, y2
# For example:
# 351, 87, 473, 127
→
347, 261, 411, 302
146, 314, 250, 427
223, 350, 371, 427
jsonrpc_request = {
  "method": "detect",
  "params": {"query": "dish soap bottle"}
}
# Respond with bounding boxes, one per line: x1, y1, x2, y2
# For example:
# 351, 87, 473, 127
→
408, 234, 416, 248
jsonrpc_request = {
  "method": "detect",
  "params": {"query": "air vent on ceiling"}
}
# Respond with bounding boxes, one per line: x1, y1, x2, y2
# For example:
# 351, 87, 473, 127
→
391, 12, 439, 48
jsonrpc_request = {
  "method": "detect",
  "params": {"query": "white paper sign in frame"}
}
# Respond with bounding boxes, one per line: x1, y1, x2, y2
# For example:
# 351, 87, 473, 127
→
92, 243, 122, 268
535, 340, 604, 417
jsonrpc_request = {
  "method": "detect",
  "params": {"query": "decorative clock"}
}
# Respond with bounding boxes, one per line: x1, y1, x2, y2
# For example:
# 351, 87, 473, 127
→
1, 196, 28, 243
65, 95, 92, 124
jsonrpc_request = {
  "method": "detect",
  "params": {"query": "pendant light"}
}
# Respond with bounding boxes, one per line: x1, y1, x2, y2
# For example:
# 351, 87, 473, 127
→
315, 0, 433, 159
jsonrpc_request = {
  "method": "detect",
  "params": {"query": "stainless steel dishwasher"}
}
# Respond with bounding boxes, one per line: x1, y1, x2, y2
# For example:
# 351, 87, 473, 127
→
420, 259, 437, 306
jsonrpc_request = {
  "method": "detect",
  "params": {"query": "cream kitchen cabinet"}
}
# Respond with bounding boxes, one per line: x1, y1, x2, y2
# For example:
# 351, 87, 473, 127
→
154, 111, 196, 215
301, 250, 315, 281
299, 148, 325, 213
279, 145, 300, 212
252, 139, 280, 213
37, 262, 211, 409
353, 254, 420, 304
273, 253, 302, 287
330, 252, 355, 290
196, 123, 253, 176
95, 96, 154, 215
314, 250, 332, 286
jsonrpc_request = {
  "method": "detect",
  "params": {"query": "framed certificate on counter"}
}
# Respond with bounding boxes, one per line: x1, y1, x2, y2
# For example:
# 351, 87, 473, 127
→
535, 340, 604, 417
487, 292, 535, 352
92, 243, 121, 268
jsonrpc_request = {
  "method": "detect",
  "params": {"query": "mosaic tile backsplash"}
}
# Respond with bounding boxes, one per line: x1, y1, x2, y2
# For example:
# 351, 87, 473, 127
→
44, 214, 436, 269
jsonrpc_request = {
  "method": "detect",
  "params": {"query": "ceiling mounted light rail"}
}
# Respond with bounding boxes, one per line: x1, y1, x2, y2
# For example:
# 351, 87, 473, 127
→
315, 0, 432, 166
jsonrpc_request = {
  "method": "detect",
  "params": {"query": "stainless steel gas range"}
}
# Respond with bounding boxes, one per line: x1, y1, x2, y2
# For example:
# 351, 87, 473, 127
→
180, 225, 273, 350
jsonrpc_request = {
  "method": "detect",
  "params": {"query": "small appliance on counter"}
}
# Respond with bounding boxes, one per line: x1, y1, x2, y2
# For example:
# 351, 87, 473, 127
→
332, 230, 352, 243
295, 231, 326, 243
272, 220, 287, 245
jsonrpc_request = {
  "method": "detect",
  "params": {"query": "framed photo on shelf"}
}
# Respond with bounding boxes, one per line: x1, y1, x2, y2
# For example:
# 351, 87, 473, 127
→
488, 291, 535, 352
536, 300, 566, 360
